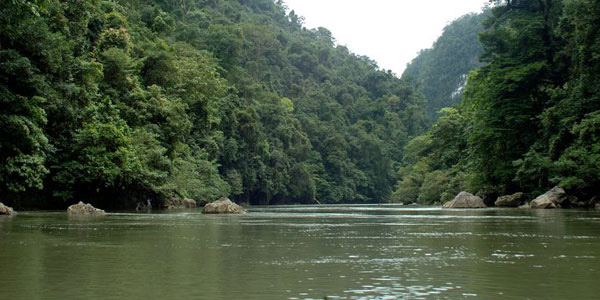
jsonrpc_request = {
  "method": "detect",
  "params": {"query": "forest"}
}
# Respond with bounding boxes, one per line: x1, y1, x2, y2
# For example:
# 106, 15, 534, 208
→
395, 0, 600, 205
1, 0, 599, 209
1, 0, 426, 209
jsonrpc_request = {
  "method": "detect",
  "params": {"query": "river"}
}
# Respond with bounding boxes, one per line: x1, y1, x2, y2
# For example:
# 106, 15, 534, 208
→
1, 205, 599, 299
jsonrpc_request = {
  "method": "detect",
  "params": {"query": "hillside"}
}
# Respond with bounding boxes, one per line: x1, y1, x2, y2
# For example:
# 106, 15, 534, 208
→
403, 11, 488, 122
0, 0, 426, 208
394, 0, 600, 205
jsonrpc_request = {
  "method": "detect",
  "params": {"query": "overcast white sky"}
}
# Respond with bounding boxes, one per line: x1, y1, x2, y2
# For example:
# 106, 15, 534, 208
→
283, 0, 488, 76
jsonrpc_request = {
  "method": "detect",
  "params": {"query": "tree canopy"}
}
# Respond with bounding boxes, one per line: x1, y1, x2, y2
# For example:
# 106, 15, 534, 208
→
395, 0, 600, 204
0, 0, 426, 208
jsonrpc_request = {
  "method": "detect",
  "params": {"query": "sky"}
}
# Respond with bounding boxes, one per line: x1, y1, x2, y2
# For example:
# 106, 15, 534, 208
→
283, 0, 488, 76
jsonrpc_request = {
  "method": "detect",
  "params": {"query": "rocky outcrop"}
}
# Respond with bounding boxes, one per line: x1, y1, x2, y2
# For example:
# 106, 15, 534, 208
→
530, 187, 581, 209
0, 202, 16, 216
495, 192, 526, 207
164, 197, 197, 209
202, 197, 246, 214
442, 192, 486, 208
67, 201, 106, 216
596, 203, 600, 210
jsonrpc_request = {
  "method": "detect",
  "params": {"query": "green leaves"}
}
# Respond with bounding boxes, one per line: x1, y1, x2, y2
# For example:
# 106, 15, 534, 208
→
397, 0, 600, 203
64, 100, 139, 188
393, 108, 468, 204
0, 49, 49, 194
403, 12, 487, 122
1, 0, 432, 207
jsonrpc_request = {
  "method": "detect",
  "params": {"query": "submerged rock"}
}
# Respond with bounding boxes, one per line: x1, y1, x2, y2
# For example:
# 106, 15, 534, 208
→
164, 197, 197, 209
0, 202, 16, 216
202, 197, 246, 214
495, 192, 526, 207
67, 201, 106, 216
530, 187, 580, 209
442, 192, 486, 209
518, 203, 531, 209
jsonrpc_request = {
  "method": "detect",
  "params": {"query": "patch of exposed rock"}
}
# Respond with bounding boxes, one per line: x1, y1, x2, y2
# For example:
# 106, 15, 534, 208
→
495, 192, 526, 207
164, 197, 197, 209
442, 192, 486, 209
530, 187, 582, 209
519, 203, 531, 209
67, 201, 106, 216
0, 202, 16, 216
202, 197, 246, 214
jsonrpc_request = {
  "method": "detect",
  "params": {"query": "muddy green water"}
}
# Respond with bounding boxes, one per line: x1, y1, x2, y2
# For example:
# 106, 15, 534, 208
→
1, 205, 599, 300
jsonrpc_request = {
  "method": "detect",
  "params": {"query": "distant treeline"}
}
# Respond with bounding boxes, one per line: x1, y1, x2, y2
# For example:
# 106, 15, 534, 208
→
403, 11, 488, 122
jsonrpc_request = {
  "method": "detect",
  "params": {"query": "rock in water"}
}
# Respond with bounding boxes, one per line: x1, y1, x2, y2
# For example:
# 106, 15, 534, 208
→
495, 192, 526, 207
67, 201, 106, 216
518, 203, 531, 209
530, 187, 580, 209
0, 202, 16, 216
202, 197, 246, 214
530, 194, 558, 209
164, 197, 197, 209
442, 192, 486, 208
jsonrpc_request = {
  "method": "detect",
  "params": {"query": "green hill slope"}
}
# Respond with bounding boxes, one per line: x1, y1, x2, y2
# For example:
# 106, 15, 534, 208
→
403, 11, 488, 122
0, 0, 426, 208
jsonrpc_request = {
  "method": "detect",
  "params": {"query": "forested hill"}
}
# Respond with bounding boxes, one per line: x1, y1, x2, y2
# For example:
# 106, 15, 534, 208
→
402, 11, 487, 122
394, 0, 600, 205
0, 0, 427, 208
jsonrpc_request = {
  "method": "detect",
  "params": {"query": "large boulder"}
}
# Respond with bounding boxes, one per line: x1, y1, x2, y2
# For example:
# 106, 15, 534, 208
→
530, 187, 580, 209
164, 197, 197, 209
596, 203, 600, 210
67, 201, 106, 216
202, 197, 246, 214
530, 195, 558, 209
0, 202, 16, 216
443, 192, 486, 209
495, 192, 526, 207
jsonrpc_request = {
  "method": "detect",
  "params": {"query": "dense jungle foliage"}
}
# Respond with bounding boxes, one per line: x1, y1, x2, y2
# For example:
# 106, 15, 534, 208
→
395, 0, 600, 205
0, 0, 427, 208
403, 11, 487, 122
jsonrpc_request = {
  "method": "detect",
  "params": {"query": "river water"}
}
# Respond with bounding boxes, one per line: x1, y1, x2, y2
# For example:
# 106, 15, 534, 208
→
1, 205, 599, 300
